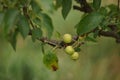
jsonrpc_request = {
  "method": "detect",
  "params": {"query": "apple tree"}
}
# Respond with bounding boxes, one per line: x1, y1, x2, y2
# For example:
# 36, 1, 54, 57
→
0, 0, 120, 71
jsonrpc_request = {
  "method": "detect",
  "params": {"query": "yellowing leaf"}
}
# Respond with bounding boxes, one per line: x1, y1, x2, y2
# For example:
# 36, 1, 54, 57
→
43, 51, 58, 71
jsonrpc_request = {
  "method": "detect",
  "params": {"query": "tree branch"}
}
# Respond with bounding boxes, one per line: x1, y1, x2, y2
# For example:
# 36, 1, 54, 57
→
99, 30, 120, 43
23, 6, 36, 29
24, 0, 120, 50
28, 30, 82, 48
74, 0, 93, 13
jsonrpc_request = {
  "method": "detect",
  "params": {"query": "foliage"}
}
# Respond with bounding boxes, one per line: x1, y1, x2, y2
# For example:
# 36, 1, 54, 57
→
43, 51, 58, 71
76, 12, 104, 35
0, 0, 120, 72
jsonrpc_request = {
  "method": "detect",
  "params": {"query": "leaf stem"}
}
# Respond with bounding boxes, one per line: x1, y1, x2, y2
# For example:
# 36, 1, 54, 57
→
23, 6, 36, 29
52, 46, 59, 52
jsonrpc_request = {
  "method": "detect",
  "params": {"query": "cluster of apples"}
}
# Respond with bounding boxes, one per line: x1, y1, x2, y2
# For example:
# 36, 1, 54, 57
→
63, 34, 79, 60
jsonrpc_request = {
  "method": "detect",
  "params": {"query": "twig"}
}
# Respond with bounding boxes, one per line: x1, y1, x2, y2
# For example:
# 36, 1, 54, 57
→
74, 0, 93, 13
99, 30, 120, 43
23, 6, 36, 29
28, 30, 83, 48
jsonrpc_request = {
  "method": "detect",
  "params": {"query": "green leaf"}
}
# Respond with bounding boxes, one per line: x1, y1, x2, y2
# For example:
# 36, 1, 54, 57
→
17, 14, 30, 39
8, 29, 18, 51
93, 0, 101, 10
40, 13, 53, 38
31, 0, 42, 13
55, 31, 61, 39
43, 51, 58, 71
98, 7, 108, 15
76, 12, 104, 35
107, 4, 117, 12
33, 17, 41, 27
74, 47, 81, 52
62, 0, 72, 19
85, 36, 97, 42
4, 8, 19, 33
106, 5, 118, 18
55, 0, 63, 8
0, 12, 4, 26
32, 28, 42, 42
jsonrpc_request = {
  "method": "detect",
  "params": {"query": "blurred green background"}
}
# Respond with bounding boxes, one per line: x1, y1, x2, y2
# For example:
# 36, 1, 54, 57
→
0, 0, 120, 80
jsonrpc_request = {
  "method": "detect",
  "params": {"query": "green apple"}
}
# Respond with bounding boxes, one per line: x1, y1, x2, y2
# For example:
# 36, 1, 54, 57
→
65, 46, 74, 55
63, 34, 72, 43
71, 52, 79, 60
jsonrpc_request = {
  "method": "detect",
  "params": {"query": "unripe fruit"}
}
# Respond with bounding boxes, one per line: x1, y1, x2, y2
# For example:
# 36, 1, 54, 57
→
63, 34, 72, 43
71, 52, 79, 60
65, 46, 75, 55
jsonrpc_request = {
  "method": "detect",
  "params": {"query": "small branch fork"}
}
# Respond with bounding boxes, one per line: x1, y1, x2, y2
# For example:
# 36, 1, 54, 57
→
29, 30, 83, 48
23, 0, 120, 49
